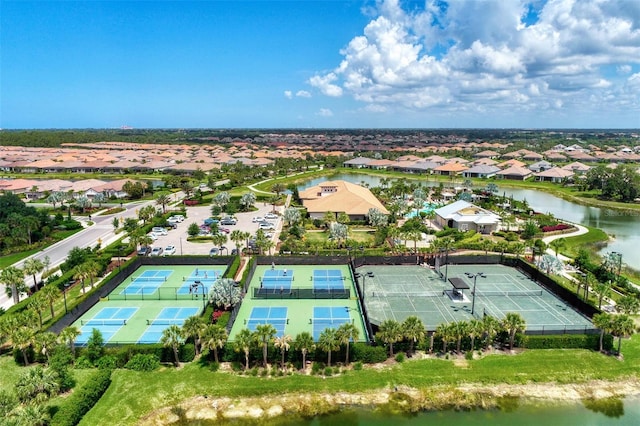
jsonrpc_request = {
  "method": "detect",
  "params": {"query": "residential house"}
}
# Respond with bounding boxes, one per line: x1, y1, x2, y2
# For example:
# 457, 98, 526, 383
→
433, 200, 501, 234
299, 180, 389, 221
462, 165, 500, 179
534, 167, 574, 183
496, 166, 533, 180
528, 160, 553, 173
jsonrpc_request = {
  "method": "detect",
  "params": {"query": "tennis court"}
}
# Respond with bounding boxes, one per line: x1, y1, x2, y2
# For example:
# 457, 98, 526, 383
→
362, 264, 594, 332
73, 265, 227, 344
230, 264, 366, 342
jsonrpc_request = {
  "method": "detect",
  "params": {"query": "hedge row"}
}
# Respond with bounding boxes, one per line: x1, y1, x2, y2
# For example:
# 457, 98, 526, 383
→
522, 333, 612, 350
100, 343, 195, 366
50, 369, 112, 426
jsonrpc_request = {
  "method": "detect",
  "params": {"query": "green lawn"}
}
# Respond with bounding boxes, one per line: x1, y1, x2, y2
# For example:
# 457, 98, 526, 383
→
561, 226, 609, 259
76, 334, 640, 425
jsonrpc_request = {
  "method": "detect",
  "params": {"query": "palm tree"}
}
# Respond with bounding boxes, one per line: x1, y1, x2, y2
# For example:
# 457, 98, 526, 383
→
23, 257, 44, 292
34, 331, 58, 364
467, 319, 484, 351
273, 334, 292, 370
435, 323, 452, 354
202, 324, 227, 363
402, 316, 425, 355
502, 312, 526, 350
253, 324, 277, 368
611, 314, 635, 355
41, 284, 59, 319
230, 230, 250, 254
72, 263, 89, 295
28, 293, 47, 329
549, 238, 566, 257
376, 319, 403, 357
234, 328, 253, 370
160, 324, 185, 367
336, 322, 359, 365
317, 327, 341, 366
14, 365, 60, 404
451, 321, 469, 353
482, 315, 501, 350
616, 295, 640, 315
592, 312, 613, 353
182, 316, 206, 357
155, 192, 171, 214
592, 281, 612, 310
84, 260, 100, 289
1, 266, 26, 304
11, 326, 35, 366
58, 326, 81, 359
294, 332, 315, 371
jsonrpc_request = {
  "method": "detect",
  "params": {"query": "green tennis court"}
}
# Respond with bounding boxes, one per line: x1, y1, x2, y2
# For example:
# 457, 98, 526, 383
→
229, 264, 367, 342
361, 264, 594, 333
73, 265, 226, 344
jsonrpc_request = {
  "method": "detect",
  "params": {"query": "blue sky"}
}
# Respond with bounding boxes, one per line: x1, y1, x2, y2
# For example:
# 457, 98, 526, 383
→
2, 0, 639, 129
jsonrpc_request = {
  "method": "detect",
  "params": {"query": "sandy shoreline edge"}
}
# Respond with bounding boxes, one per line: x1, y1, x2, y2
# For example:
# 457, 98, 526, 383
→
139, 378, 640, 425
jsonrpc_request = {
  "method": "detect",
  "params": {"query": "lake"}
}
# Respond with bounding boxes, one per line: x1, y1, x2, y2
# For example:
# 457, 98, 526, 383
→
297, 173, 640, 265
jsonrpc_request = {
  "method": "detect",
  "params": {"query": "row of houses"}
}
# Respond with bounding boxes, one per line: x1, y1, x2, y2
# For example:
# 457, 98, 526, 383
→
344, 155, 596, 182
0, 178, 135, 200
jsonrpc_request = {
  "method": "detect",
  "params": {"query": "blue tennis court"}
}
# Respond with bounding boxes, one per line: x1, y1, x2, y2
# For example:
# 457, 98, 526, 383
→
260, 270, 294, 291
176, 268, 225, 295
313, 269, 345, 291
138, 306, 201, 344
76, 307, 138, 344
246, 306, 288, 337
312, 306, 351, 340
120, 269, 173, 295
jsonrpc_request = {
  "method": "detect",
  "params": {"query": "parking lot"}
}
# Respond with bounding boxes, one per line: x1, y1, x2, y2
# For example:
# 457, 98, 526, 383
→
147, 203, 282, 256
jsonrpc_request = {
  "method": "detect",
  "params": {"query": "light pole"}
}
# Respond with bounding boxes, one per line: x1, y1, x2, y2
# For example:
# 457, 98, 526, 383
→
63, 282, 70, 314
466, 272, 486, 315
354, 271, 374, 303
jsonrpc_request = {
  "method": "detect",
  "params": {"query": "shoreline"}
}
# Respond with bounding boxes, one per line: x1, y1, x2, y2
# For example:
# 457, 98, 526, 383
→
138, 377, 640, 425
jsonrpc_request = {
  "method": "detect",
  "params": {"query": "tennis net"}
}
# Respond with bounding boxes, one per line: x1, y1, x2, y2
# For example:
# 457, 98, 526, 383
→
475, 290, 543, 297
146, 319, 186, 326
131, 276, 167, 283
373, 290, 443, 298
81, 319, 127, 326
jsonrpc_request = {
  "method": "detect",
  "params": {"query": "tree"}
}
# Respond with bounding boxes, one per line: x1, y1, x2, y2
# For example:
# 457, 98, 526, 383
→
592, 312, 614, 353
273, 334, 292, 370
182, 316, 206, 357
611, 314, 635, 355
502, 312, 526, 350
376, 319, 403, 357
616, 295, 640, 315
187, 222, 200, 238
138, 205, 156, 224
451, 321, 469, 353
72, 263, 89, 295
212, 191, 230, 213
317, 327, 340, 366
402, 316, 425, 355
23, 257, 44, 292
212, 232, 228, 253
234, 328, 253, 370
112, 216, 120, 232
1, 266, 26, 304
34, 331, 58, 364
482, 315, 501, 350
592, 280, 612, 310
367, 208, 388, 227
84, 260, 100, 289
10, 325, 35, 366
41, 284, 59, 319
209, 278, 241, 310
467, 319, 484, 351
58, 326, 81, 359
549, 238, 566, 257
230, 230, 250, 255
14, 366, 60, 404
85, 328, 104, 363
202, 324, 227, 363
239, 192, 257, 211
271, 183, 286, 200
283, 208, 302, 227
329, 222, 348, 248
294, 332, 315, 371
155, 192, 171, 214
435, 322, 453, 354
336, 322, 359, 365
160, 325, 184, 367
28, 293, 47, 329
253, 324, 277, 368
75, 195, 92, 213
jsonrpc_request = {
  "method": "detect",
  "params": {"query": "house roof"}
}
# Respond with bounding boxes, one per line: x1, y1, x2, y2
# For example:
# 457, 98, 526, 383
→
464, 165, 501, 174
434, 200, 501, 225
434, 162, 469, 172
496, 166, 532, 177
300, 180, 389, 215
534, 167, 574, 178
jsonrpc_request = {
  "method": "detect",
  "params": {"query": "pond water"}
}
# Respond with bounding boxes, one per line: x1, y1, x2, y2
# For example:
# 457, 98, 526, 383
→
297, 173, 640, 265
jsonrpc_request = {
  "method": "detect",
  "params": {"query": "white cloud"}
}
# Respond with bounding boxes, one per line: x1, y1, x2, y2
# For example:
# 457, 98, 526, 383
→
296, 90, 311, 98
284, 90, 292, 99
317, 108, 333, 117
309, 0, 640, 126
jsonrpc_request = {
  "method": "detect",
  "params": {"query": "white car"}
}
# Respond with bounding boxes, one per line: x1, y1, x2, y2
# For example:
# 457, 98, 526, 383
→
151, 227, 168, 235
164, 245, 176, 256
147, 232, 158, 241
259, 223, 275, 230
252, 216, 264, 223
169, 215, 185, 222
150, 247, 163, 256
264, 212, 278, 219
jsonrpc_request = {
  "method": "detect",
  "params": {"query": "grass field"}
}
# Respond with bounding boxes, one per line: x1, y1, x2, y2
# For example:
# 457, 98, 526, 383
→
75, 334, 640, 425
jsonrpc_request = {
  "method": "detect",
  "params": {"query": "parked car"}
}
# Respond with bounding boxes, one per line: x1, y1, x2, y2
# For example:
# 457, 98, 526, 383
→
152, 227, 168, 235
150, 247, 164, 256
259, 223, 275, 230
147, 232, 158, 241
164, 245, 176, 256
209, 247, 219, 256
252, 216, 264, 223
204, 217, 219, 226
137, 246, 151, 256
169, 215, 185, 222
264, 212, 278, 219
219, 227, 230, 234
220, 217, 237, 225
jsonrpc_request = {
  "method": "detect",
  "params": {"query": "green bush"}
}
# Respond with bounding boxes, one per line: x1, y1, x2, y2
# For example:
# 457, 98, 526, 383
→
522, 334, 612, 350
353, 361, 363, 371
74, 356, 94, 369
394, 352, 405, 363
323, 366, 333, 376
50, 369, 112, 426
124, 354, 160, 371
311, 361, 323, 375
351, 343, 387, 363
95, 355, 117, 370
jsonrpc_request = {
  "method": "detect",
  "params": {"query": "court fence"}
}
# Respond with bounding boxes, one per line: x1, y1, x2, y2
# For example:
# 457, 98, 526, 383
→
252, 287, 350, 300
107, 286, 208, 301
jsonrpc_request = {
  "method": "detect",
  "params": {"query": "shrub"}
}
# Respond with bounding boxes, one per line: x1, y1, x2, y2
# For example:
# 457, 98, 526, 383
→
323, 366, 333, 376
95, 355, 117, 370
209, 362, 220, 372
394, 352, 406, 363
351, 343, 387, 364
541, 224, 571, 233
50, 369, 112, 426
353, 361, 363, 371
125, 354, 160, 371
465, 351, 474, 360
74, 356, 94, 369
311, 362, 323, 375
522, 334, 612, 350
